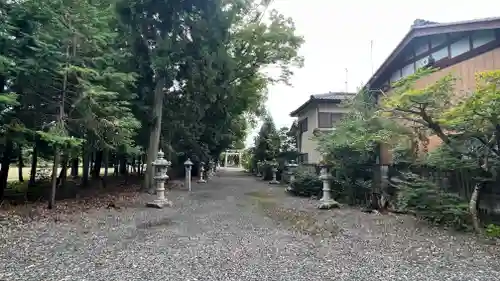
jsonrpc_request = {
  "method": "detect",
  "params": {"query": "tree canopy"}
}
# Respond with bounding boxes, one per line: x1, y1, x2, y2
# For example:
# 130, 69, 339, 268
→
0, 0, 304, 204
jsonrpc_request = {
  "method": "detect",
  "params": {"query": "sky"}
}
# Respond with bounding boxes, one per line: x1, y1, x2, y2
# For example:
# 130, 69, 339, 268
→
245, 0, 500, 147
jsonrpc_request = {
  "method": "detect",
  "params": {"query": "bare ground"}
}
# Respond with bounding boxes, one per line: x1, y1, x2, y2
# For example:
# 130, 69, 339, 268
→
1, 169, 499, 281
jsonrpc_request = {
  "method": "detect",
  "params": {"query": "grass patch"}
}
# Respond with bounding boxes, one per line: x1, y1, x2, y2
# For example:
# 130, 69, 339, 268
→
245, 190, 340, 237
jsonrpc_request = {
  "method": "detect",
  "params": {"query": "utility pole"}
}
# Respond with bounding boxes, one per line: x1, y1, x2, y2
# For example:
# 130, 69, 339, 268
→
345, 68, 348, 92
370, 40, 374, 75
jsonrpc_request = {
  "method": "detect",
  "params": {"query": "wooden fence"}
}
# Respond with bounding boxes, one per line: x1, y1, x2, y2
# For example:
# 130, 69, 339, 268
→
290, 163, 500, 223
390, 164, 500, 223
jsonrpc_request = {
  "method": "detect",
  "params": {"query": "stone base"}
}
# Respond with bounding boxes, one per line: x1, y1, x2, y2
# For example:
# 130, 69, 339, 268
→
146, 199, 172, 209
285, 186, 293, 192
317, 199, 340, 210
197, 179, 207, 183
269, 180, 279, 184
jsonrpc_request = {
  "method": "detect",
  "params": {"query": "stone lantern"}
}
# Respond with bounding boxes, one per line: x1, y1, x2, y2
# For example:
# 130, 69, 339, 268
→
197, 162, 207, 183
146, 150, 172, 208
184, 158, 193, 192
269, 161, 279, 184
285, 160, 299, 191
317, 162, 339, 209
208, 160, 214, 178
211, 159, 217, 175
256, 161, 263, 177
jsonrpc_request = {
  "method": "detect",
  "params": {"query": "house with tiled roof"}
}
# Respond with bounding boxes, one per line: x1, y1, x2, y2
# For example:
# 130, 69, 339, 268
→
364, 16, 500, 164
289, 92, 355, 163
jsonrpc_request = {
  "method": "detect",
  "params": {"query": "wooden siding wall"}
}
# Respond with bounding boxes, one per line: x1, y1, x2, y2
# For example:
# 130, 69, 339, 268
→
380, 46, 500, 164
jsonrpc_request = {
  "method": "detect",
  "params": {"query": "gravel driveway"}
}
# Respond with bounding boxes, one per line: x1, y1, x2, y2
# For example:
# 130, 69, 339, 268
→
1, 168, 500, 281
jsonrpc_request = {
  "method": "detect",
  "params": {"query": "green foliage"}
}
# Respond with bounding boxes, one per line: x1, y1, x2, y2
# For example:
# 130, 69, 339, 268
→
0, 0, 304, 203
395, 173, 471, 230
485, 224, 500, 238
391, 141, 416, 165
253, 115, 281, 163
424, 144, 477, 170
316, 90, 407, 205
287, 167, 322, 197
380, 68, 500, 233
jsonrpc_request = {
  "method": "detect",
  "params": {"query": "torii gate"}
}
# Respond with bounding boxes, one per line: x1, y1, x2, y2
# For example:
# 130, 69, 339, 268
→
223, 149, 243, 168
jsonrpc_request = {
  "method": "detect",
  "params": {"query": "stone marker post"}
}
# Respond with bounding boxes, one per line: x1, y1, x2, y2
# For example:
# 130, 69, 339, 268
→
317, 163, 339, 209
285, 160, 298, 191
184, 158, 193, 192
197, 162, 207, 183
269, 161, 279, 184
146, 150, 172, 208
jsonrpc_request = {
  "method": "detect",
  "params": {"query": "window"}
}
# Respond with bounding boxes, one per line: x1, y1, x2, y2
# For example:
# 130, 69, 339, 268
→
298, 117, 308, 132
390, 70, 401, 83
431, 47, 449, 61
318, 112, 341, 128
430, 34, 446, 48
450, 37, 471, 58
401, 63, 415, 78
472, 29, 496, 48
318, 112, 332, 128
298, 153, 309, 164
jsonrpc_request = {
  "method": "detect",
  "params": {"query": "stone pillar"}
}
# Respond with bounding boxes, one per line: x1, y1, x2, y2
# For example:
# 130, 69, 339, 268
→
197, 162, 207, 183
146, 150, 172, 208
224, 152, 228, 168
184, 158, 193, 192
269, 161, 279, 184
285, 160, 298, 191
238, 152, 242, 168
317, 163, 339, 209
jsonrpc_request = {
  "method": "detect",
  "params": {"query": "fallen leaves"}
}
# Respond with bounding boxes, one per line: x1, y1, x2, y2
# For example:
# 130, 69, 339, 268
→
246, 190, 340, 238
0, 183, 142, 226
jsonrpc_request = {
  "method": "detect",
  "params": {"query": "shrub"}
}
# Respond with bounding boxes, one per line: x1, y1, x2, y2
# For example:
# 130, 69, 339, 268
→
395, 173, 471, 230
485, 224, 500, 238
287, 167, 322, 197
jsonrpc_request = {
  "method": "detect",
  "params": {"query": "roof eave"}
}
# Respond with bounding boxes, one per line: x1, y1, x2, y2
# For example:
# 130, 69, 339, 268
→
366, 17, 500, 89
289, 98, 345, 117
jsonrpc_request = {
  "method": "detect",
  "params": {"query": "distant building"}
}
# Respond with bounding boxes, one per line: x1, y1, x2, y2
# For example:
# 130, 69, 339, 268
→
289, 92, 355, 164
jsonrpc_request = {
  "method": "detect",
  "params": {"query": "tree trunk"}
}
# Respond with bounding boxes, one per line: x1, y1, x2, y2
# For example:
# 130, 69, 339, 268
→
70, 158, 79, 178
103, 149, 109, 177
113, 159, 119, 176
82, 147, 90, 187
29, 142, 38, 186
119, 154, 127, 175
469, 183, 482, 234
48, 149, 60, 209
89, 151, 95, 176
18, 148, 24, 182
131, 156, 137, 173
0, 140, 13, 200
56, 155, 68, 188
144, 77, 166, 192
92, 150, 103, 178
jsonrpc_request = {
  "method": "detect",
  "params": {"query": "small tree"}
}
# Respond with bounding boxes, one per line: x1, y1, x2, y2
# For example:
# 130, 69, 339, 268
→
379, 68, 500, 233
253, 115, 280, 163
317, 90, 407, 206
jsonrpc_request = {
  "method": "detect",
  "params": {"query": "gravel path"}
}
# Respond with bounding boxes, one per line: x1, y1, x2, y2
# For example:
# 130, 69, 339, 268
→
1, 168, 500, 281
